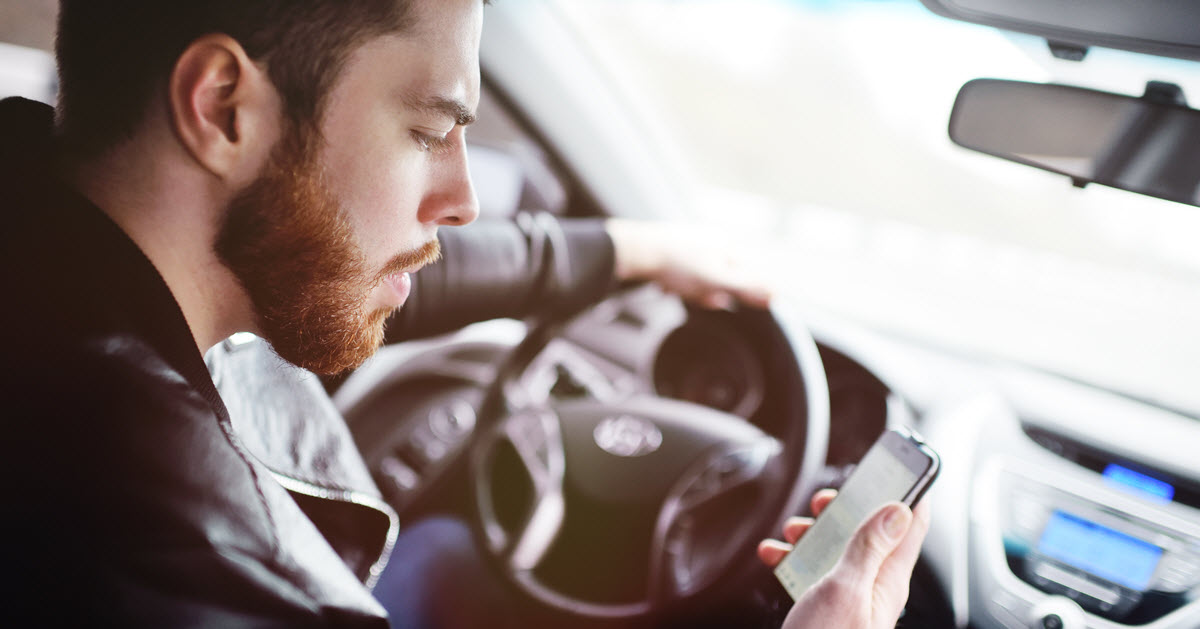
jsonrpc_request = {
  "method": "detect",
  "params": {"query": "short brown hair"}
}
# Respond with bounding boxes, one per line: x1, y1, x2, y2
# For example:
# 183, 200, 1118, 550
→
55, 1, 415, 159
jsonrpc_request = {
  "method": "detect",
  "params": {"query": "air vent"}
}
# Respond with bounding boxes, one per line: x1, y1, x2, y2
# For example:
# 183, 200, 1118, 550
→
1023, 424, 1200, 511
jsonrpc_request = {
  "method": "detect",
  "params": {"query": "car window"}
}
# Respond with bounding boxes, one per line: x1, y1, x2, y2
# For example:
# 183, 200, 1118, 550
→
553, 0, 1200, 417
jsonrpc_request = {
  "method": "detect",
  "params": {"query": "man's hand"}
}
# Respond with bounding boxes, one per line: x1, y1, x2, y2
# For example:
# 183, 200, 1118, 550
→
606, 218, 771, 310
757, 489, 932, 629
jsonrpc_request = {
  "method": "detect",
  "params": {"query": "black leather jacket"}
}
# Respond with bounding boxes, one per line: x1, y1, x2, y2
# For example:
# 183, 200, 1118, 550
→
0, 97, 615, 627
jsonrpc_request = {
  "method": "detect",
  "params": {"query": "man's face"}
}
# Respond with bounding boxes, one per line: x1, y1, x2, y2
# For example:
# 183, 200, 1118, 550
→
217, 0, 483, 375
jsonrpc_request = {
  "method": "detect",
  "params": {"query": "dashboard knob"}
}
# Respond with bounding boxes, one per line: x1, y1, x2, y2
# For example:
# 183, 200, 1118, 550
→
1029, 597, 1085, 629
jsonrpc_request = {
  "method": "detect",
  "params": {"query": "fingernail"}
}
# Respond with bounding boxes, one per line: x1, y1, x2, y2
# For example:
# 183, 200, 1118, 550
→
710, 293, 735, 311
882, 505, 910, 541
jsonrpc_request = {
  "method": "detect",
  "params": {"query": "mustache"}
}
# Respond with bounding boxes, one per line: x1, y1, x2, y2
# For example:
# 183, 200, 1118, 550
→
372, 238, 442, 284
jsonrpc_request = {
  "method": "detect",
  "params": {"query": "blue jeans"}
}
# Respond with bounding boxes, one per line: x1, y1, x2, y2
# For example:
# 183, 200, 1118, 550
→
372, 516, 517, 629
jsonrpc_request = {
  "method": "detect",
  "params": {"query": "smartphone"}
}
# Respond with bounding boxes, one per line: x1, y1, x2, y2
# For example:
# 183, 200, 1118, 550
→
774, 427, 940, 601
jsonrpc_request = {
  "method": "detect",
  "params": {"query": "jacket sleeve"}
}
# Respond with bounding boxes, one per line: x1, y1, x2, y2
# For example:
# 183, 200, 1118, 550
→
384, 212, 618, 343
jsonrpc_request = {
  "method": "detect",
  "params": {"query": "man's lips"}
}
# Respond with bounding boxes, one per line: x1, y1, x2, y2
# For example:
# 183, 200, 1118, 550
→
373, 239, 441, 310
381, 271, 413, 308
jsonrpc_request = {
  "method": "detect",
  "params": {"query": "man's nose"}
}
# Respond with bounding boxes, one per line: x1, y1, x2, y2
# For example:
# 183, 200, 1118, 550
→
418, 132, 480, 227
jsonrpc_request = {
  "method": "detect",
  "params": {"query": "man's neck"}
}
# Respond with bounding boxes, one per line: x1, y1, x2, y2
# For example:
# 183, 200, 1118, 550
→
68, 136, 256, 357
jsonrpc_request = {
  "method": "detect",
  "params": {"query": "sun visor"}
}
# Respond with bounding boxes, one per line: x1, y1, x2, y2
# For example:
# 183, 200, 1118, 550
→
919, 0, 1200, 61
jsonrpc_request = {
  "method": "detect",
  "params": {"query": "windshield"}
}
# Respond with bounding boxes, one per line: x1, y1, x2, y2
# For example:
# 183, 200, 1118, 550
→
553, 0, 1200, 417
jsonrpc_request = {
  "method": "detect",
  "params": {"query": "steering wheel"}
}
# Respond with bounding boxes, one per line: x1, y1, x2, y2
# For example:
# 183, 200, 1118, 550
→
468, 292, 830, 621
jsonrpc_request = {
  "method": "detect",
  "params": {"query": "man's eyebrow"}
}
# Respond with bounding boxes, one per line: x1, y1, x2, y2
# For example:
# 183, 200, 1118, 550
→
404, 93, 477, 126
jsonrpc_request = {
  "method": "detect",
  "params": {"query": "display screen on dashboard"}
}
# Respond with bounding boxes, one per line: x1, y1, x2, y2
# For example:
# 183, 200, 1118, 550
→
1037, 511, 1164, 591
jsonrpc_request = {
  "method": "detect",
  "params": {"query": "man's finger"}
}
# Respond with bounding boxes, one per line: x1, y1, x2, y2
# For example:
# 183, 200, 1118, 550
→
782, 516, 814, 544
730, 286, 772, 309
757, 539, 793, 568
699, 290, 736, 311
872, 499, 932, 618
831, 502, 912, 587
810, 489, 837, 517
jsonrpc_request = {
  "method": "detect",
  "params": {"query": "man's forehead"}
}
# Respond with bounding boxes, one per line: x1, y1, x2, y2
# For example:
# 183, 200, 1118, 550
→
324, 22, 480, 128
367, 0, 483, 118
406, 0, 486, 40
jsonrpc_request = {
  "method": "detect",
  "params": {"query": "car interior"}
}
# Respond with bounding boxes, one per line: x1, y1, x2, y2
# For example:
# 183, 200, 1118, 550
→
3, 1, 1199, 628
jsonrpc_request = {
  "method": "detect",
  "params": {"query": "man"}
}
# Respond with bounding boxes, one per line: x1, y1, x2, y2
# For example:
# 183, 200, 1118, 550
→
0, 0, 926, 626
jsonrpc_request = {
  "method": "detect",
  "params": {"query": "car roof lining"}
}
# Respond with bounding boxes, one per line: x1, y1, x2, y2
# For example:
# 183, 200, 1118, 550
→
919, 0, 1200, 62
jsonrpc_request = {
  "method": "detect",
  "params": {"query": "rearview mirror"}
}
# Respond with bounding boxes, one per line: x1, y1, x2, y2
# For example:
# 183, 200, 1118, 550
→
949, 78, 1200, 207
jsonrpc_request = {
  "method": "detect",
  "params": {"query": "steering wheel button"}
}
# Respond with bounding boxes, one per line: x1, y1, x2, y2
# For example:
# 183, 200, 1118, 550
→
429, 399, 477, 441
379, 456, 419, 492
422, 439, 448, 463
406, 428, 450, 466
1041, 614, 1064, 629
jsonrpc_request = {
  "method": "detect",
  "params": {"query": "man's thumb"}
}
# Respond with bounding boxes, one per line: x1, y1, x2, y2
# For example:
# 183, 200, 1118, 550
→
833, 502, 912, 584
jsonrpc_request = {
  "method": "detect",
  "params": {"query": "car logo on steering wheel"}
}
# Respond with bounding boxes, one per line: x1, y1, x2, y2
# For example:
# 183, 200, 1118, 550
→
594, 415, 663, 457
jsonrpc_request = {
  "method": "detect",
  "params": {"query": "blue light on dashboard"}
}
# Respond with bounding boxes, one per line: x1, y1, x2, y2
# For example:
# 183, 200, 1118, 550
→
1103, 464, 1175, 503
1038, 511, 1163, 591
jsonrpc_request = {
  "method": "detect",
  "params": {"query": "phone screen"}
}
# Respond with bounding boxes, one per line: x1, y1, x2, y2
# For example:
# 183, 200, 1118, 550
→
774, 430, 936, 601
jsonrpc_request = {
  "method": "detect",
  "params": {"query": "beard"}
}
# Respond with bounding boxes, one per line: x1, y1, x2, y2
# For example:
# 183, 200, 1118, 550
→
215, 132, 440, 375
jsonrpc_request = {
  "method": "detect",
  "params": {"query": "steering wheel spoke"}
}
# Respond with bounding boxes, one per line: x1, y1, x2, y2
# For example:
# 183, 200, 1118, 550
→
652, 436, 785, 599
501, 411, 567, 571
475, 409, 568, 564
675, 437, 783, 512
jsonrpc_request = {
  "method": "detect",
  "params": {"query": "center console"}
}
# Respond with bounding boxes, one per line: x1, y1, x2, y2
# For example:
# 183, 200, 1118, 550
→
967, 419, 1200, 629
803, 311, 1200, 629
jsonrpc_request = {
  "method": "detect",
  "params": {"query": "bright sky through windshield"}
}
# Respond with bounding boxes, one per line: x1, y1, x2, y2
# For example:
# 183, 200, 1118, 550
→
557, 0, 1200, 416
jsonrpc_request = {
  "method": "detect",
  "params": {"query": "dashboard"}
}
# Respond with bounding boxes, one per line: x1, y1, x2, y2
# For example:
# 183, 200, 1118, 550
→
334, 292, 1200, 629
809, 312, 1200, 629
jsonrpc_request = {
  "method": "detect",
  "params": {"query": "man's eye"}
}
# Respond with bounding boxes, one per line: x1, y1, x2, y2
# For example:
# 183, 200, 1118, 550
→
412, 130, 454, 153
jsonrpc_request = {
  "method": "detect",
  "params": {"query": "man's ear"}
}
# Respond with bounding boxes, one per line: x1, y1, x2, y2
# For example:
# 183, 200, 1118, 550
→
168, 34, 279, 181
